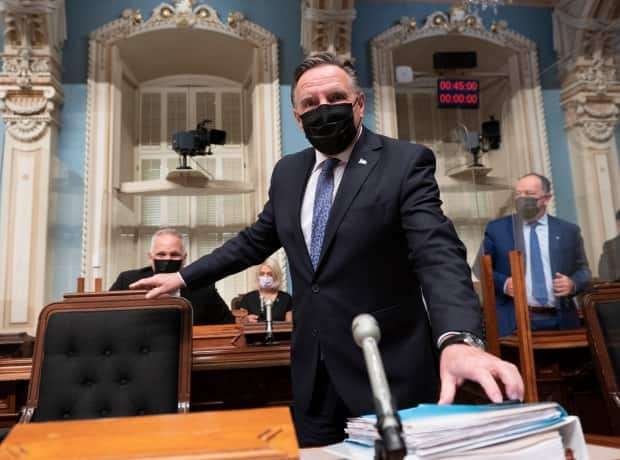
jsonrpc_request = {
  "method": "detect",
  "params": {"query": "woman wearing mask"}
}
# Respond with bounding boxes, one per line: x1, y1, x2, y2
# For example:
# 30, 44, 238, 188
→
236, 258, 292, 323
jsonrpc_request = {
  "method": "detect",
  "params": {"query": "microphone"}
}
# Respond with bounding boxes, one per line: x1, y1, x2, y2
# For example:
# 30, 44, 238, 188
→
263, 299, 275, 344
352, 314, 406, 460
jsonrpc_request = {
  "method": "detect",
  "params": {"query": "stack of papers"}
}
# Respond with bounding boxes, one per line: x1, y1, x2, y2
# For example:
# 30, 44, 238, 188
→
343, 402, 570, 459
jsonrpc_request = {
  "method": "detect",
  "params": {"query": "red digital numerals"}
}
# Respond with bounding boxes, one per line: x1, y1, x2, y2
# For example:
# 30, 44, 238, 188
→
437, 79, 479, 108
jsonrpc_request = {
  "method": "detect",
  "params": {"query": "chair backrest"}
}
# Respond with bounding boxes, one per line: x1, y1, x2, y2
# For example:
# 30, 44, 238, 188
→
479, 254, 500, 356
582, 284, 620, 435
22, 291, 192, 423
230, 294, 244, 310
509, 250, 538, 403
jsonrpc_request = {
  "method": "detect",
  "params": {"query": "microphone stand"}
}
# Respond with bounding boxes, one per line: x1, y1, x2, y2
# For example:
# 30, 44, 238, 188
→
353, 314, 406, 460
263, 299, 276, 345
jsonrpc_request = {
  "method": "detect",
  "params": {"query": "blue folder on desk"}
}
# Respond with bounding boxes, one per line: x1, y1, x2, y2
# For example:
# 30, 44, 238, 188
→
341, 402, 587, 459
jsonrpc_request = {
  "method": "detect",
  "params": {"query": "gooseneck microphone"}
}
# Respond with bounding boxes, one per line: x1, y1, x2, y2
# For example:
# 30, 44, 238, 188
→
263, 299, 275, 344
352, 314, 406, 460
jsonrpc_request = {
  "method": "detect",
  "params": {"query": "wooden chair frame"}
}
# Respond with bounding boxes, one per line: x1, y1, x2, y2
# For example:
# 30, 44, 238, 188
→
582, 285, 620, 435
22, 291, 193, 422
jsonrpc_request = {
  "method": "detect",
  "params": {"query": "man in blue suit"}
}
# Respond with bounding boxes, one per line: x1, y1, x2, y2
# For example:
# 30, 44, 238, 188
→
482, 173, 591, 337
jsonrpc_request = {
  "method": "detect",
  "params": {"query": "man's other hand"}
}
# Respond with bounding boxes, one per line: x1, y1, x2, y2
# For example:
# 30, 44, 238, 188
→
553, 272, 575, 297
437, 344, 524, 404
130, 273, 183, 299
504, 277, 514, 297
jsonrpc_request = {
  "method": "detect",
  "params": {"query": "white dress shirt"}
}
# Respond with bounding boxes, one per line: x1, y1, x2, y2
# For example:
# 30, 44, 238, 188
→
300, 126, 362, 251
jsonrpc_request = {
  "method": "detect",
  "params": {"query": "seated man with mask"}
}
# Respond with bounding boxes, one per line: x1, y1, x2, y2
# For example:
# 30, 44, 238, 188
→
110, 228, 234, 325
481, 173, 591, 337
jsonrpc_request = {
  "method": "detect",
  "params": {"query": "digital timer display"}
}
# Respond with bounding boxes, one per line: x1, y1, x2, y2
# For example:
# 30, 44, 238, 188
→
437, 78, 479, 109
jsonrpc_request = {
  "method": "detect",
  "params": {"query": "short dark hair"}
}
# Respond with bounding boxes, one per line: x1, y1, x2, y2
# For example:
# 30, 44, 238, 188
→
291, 52, 362, 106
520, 173, 551, 194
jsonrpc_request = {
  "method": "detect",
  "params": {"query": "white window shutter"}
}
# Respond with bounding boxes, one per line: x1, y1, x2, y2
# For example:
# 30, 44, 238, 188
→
141, 159, 161, 225
221, 92, 241, 144
167, 92, 187, 146
164, 159, 189, 225
196, 92, 216, 129
195, 157, 218, 225
221, 157, 244, 225
140, 93, 161, 146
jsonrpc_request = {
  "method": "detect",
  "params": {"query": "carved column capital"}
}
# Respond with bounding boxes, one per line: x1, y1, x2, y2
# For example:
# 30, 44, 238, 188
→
0, 0, 65, 141
300, 0, 356, 58
562, 95, 619, 143
0, 87, 61, 141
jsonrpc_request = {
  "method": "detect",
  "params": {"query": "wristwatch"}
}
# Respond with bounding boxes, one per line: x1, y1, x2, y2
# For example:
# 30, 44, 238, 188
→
438, 332, 486, 354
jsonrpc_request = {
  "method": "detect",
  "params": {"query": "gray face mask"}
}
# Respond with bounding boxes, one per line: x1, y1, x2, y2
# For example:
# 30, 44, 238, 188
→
515, 196, 541, 221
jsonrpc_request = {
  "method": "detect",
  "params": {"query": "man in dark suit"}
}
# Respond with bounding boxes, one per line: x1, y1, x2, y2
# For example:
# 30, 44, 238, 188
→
482, 174, 591, 337
110, 228, 233, 325
132, 53, 523, 447
598, 210, 620, 281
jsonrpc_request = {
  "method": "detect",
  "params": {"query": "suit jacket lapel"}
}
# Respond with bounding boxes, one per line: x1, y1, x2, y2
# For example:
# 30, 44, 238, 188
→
315, 129, 381, 272
292, 148, 316, 273
548, 215, 560, 275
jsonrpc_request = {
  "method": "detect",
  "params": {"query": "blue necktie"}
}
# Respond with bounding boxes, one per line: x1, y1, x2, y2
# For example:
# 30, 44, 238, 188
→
310, 158, 339, 270
529, 222, 548, 305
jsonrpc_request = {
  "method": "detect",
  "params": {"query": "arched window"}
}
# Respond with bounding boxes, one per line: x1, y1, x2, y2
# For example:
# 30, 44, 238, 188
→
82, 5, 282, 305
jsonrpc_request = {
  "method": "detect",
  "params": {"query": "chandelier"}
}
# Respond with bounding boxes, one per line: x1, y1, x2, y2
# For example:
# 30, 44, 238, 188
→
462, 0, 510, 15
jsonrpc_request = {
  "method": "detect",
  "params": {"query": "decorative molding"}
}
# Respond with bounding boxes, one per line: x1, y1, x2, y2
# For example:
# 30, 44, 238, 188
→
372, 8, 532, 53
80, 34, 97, 280
0, 1, 64, 141
88, 0, 276, 49
583, 120, 615, 142
0, 0, 66, 332
300, 0, 356, 57
553, 1, 620, 275
370, 6, 554, 215
2, 48, 51, 89
80, 1, 281, 287
563, 97, 619, 143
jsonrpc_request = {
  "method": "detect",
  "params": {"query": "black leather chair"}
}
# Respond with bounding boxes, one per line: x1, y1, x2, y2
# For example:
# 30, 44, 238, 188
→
583, 284, 620, 435
20, 291, 192, 423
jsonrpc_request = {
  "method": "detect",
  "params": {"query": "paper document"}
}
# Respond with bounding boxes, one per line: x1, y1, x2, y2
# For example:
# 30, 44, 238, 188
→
342, 401, 576, 459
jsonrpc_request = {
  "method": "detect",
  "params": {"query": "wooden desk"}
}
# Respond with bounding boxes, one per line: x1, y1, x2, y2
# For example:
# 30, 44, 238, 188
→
499, 329, 589, 350
0, 324, 293, 426
0, 407, 298, 459
500, 329, 611, 435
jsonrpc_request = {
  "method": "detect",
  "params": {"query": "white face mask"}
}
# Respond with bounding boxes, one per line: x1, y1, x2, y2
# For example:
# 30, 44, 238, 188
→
258, 275, 274, 289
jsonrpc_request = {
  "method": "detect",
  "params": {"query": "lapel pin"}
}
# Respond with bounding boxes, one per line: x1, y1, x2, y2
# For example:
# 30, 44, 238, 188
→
358, 158, 367, 165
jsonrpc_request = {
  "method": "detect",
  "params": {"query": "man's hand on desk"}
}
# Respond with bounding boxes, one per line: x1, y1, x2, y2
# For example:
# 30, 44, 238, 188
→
130, 272, 183, 299
437, 344, 524, 405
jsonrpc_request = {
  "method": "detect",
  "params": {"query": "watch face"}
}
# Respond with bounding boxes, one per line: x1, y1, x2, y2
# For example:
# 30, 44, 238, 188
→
464, 333, 485, 350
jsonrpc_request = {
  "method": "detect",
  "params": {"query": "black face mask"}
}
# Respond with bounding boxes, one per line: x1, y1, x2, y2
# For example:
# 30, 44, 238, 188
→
515, 196, 542, 221
300, 101, 358, 155
153, 259, 183, 274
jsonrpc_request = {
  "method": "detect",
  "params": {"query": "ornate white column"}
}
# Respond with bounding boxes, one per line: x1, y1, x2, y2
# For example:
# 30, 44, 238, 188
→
555, 0, 620, 271
300, 0, 356, 58
0, 0, 65, 331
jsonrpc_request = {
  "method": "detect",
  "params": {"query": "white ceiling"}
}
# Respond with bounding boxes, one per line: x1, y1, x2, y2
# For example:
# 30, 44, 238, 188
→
393, 35, 513, 74
117, 28, 255, 83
